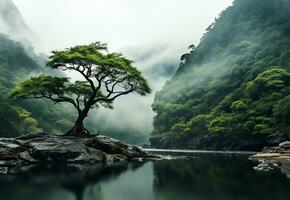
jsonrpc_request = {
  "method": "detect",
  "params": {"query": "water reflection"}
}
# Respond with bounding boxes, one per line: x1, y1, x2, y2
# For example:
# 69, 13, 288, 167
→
0, 163, 145, 200
0, 154, 290, 200
153, 154, 290, 200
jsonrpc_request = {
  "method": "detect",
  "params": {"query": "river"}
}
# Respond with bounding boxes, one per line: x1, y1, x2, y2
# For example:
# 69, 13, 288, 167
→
0, 150, 289, 200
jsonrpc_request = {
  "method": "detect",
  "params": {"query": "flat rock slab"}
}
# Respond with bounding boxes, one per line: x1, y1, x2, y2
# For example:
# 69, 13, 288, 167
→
0, 133, 159, 171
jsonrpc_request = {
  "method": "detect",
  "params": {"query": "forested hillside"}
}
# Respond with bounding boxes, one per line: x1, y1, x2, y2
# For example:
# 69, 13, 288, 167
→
151, 0, 290, 150
0, 34, 76, 137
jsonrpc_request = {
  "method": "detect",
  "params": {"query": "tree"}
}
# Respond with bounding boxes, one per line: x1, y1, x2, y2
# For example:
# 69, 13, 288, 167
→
9, 42, 151, 136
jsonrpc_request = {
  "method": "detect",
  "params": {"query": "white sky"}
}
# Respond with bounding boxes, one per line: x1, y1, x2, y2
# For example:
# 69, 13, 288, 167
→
13, 0, 233, 53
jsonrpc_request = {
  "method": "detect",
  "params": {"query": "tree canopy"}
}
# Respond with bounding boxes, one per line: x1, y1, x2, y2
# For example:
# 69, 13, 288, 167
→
9, 42, 151, 136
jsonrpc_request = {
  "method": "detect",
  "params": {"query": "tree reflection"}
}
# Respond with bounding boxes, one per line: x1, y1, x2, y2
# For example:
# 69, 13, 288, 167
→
0, 162, 144, 200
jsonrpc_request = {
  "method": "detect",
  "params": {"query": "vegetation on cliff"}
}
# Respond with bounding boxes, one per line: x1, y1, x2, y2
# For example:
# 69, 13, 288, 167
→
151, 0, 290, 150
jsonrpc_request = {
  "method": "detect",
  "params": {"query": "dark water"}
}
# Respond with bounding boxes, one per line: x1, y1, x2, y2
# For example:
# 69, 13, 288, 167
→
0, 152, 290, 200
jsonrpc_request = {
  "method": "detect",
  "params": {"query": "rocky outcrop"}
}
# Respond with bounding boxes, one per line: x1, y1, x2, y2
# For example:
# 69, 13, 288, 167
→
250, 141, 290, 177
0, 133, 158, 171
250, 141, 290, 161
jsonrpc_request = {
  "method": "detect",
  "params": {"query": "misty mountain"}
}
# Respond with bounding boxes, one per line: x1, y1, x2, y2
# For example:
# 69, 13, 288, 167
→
151, 0, 290, 150
0, 33, 79, 137
0, 2, 77, 137
0, 0, 35, 42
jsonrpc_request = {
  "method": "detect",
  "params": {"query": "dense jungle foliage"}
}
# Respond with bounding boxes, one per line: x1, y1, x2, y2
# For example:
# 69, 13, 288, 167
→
151, 0, 290, 149
0, 34, 77, 137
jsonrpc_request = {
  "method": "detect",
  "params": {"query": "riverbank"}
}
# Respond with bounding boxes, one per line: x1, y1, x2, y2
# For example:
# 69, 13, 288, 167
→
150, 133, 289, 151
250, 141, 290, 161
250, 141, 290, 177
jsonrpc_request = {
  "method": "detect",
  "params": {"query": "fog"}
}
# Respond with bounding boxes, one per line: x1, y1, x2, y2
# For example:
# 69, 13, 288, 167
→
0, 0, 37, 45
86, 43, 184, 143
10, 0, 233, 143
13, 0, 233, 53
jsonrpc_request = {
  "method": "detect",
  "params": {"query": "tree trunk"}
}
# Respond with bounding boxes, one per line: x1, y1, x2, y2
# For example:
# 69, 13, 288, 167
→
65, 111, 90, 137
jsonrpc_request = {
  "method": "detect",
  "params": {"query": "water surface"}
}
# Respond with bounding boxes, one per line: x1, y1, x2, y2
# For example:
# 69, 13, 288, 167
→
0, 151, 290, 200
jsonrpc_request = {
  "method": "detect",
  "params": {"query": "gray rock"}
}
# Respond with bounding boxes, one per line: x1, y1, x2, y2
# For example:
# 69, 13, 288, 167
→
0, 167, 8, 174
19, 151, 37, 163
0, 133, 158, 171
279, 141, 290, 149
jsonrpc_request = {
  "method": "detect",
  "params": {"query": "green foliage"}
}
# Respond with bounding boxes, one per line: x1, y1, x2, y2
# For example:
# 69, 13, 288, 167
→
0, 35, 76, 137
47, 42, 151, 96
171, 123, 187, 133
23, 117, 42, 133
188, 114, 209, 135
54, 119, 75, 132
9, 42, 151, 135
9, 76, 69, 99
15, 107, 43, 133
152, 0, 290, 145
0, 103, 23, 137
231, 100, 248, 111
0, 34, 39, 70
246, 67, 290, 98
273, 95, 290, 122
10, 43, 151, 107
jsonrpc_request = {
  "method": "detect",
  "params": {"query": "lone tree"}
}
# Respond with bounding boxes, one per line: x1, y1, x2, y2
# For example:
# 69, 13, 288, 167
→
9, 42, 151, 136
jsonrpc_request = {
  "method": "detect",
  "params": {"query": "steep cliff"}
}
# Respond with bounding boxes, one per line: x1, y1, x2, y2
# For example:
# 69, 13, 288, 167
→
151, 0, 290, 150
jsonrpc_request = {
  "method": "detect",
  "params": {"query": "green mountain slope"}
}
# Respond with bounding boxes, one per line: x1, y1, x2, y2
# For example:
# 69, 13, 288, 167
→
0, 34, 76, 137
151, 0, 290, 150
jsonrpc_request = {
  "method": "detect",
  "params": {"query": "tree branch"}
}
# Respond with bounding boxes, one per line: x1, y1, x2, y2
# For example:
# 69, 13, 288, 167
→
36, 93, 82, 113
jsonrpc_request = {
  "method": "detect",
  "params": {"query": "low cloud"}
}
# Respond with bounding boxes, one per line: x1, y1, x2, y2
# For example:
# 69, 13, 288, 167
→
86, 43, 188, 144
